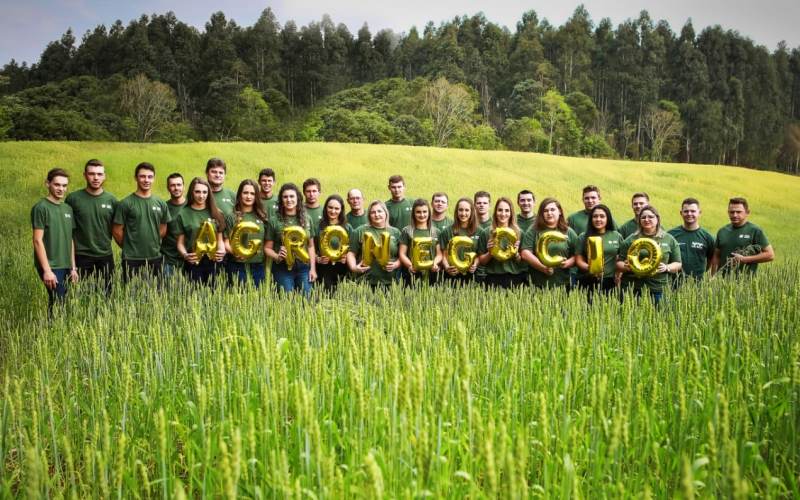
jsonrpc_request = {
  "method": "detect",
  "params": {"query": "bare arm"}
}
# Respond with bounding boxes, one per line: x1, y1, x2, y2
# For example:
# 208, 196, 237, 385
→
33, 228, 57, 289
112, 223, 124, 247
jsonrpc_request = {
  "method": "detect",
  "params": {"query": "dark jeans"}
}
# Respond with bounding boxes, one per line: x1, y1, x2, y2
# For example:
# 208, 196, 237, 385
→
272, 261, 311, 295
316, 262, 349, 293
444, 271, 476, 286
39, 268, 69, 317
227, 261, 266, 288
184, 258, 220, 286
483, 273, 528, 289
577, 275, 618, 303
76, 253, 114, 293
122, 257, 163, 283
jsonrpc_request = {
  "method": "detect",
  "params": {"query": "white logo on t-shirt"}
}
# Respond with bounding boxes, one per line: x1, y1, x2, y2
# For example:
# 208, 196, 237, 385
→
152, 206, 162, 212
691, 242, 705, 249
739, 234, 750, 239
64, 213, 71, 218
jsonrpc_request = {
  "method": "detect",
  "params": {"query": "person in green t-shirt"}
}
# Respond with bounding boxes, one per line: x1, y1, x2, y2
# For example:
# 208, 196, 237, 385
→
399, 198, 442, 285
65, 158, 117, 291
516, 190, 536, 234
258, 168, 280, 217
440, 197, 481, 286
567, 185, 603, 236
476, 197, 527, 289
205, 157, 236, 217
616, 205, 682, 305
112, 162, 171, 282
265, 183, 318, 295
667, 197, 715, 281
161, 173, 187, 277
474, 190, 492, 231
346, 188, 368, 229
712, 197, 774, 275
32, 168, 78, 315
315, 194, 352, 293
347, 200, 402, 287
574, 204, 622, 297
520, 197, 578, 289
385, 174, 413, 230
431, 192, 453, 234
618, 192, 650, 239
176, 178, 227, 285
224, 179, 269, 288
303, 178, 324, 232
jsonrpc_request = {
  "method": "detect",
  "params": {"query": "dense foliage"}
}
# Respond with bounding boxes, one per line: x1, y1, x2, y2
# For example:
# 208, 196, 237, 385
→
2, 7, 800, 172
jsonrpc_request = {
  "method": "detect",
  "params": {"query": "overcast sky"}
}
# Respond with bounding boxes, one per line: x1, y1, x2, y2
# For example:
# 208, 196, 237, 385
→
2, 0, 798, 66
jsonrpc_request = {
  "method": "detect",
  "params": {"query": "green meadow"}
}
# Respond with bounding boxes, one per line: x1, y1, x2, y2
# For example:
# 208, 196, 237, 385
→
0, 142, 798, 497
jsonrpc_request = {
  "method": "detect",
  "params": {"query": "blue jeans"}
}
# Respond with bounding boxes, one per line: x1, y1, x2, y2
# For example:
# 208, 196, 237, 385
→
228, 261, 266, 288
40, 268, 69, 317
272, 261, 311, 295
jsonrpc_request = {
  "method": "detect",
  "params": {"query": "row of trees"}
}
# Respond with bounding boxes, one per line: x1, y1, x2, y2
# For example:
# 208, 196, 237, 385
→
2, 7, 799, 172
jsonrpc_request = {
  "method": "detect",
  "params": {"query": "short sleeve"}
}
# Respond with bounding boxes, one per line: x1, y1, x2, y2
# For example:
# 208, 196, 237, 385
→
31, 203, 47, 229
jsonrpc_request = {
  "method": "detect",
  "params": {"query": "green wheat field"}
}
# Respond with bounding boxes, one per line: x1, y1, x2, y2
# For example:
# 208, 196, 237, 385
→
1, 142, 798, 498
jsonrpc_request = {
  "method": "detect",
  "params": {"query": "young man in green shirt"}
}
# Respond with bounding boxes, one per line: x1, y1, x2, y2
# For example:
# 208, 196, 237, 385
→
567, 185, 604, 236
667, 197, 715, 280
65, 158, 117, 291
303, 178, 324, 231
258, 168, 279, 217
516, 190, 536, 233
32, 168, 79, 315
346, 188, 368, 229
431, 192, 453, 233
618, 192, 650, 239
385, 174, 413, 230
474, 191, 492, 230
161, 173, 186, 277
206, 158, 236, 218
712, 197, 774, 275
112, 162, 171, 282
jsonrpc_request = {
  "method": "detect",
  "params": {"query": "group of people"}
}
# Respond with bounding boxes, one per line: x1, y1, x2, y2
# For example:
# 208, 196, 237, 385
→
32, 157, 775, 313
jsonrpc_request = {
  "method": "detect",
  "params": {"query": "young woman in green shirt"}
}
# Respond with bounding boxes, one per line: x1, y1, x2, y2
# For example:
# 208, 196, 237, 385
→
315, 194, 352, 293
347, 200, 402, 288
476, 197, 526, 289
176, 177, 227, 285
399, 198, 442, 285
224, 179, 268, 288
440, 197, 480, 285
574, 204, 622, 296
521, 198, 578, 289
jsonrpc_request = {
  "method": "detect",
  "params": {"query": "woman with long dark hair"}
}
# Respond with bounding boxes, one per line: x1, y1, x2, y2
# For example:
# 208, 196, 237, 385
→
521, 197, 578, 289
176, 177, 227, 285
476, 197, 527, 289
399, 198, 443, 285
224, 179, 268, 287
315, 194, 352, 292
574, 204, 622, 295
264, 183, 317, 294
439, 197, 480, 285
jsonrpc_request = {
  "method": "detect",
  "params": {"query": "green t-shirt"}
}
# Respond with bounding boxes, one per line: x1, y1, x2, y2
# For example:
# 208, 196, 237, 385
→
438, 225, 481, 274
618, 218, 638, 239
399, 225, 440, 248
715, 222, 770, 274
521, 227, 579, 287
349, 225, 402, 285
113, 194, 171, 260
262, 195, 279, 217
65, 189, 117, 257
567, 209, 618, 237
477, 226, 526, 275
619, 231, 682, 292
31, 198, 74, 271
576, 230, 623, 279
305, 205, 324, 232
212, 188, 236, 218
175, 206, 224, 259
347, 211, 368, 230
478, 219, 492, 231
266, 214, 316, 250
315, 223, 353, 260
161, 200, 187, 265
667, 226, 715, 279
431, 217, 454, 234
224, 211, 267, 265
517, 215, 535, 234
386, 198, 413, 230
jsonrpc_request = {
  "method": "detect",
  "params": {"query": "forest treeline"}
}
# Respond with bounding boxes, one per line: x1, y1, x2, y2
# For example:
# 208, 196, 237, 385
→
1, 6, 799, 173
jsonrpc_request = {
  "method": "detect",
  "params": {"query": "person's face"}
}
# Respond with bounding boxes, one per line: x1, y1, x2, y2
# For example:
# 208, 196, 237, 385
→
282, 189, 298, 210
167, 177, 184, 199
583, 190, 600, 210
369, 204, 387, 226
136, 169, 155, 192
591, 210, 607, 230
84, 166, 105, 190
631, 196, 648, 215
727, 203, 749, 227
259, 176, 274, 196
240, 184, 256, 208
347, 191, 363, 210
207, 167, 225, 188
495, 201, 512, 225
639, 209, 658, 233
304, 184, 320, 206
389, 181, 405, 200
457, 201, 472, 224
413, 205, 429, 224
681, 203, 700, 226
326, 199, 342, 221
47, 176, 69, 200
542, 202, 560, 227
475, 196, 490, 217
517, 194, 534, 215
192, 183, 209, 205
432, 196, 448, 216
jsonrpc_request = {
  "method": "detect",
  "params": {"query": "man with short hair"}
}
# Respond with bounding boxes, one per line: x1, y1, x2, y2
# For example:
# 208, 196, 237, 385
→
65, 159, 117, 291
474, 191, 492, 230
618, 192, 650, 239
517, 190, 536, 233
431, 192, 453, 233
206, 158, 236, 217
346, 188, 368, 229
667, 198, 715, 280
386, 175, 413, 229
567, 185, 605, 236
258, 168, 279, 216
303, 178, 324, 230
112, 162, 171, 282
161, 173, 187, 277
712, 197, 774, 275
32, 168, 79, 315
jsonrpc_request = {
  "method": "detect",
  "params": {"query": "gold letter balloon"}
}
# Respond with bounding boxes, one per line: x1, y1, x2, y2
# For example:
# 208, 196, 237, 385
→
535, 230, 567, 268
194, 220, 218, 262
320, 225, 350, 261
627, 238, 662, 277
447, 236, 476, 274
361, 231, 391, 267
283, 226, 310, 270
230, 221, 262, 260
586, 236, 604, 275
490, 227, 518, 262
410, 237, 434, 271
